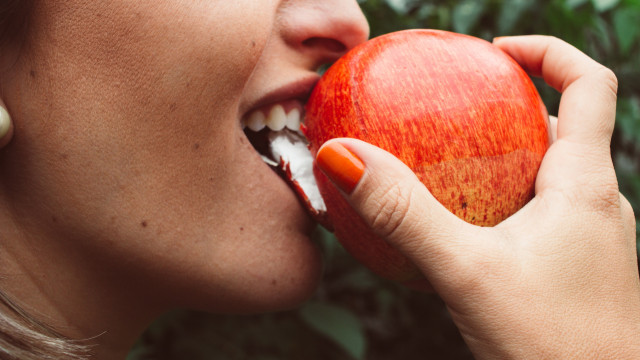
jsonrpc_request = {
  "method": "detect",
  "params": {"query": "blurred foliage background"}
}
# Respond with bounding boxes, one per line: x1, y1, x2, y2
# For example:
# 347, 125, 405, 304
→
129, 0, 640, 359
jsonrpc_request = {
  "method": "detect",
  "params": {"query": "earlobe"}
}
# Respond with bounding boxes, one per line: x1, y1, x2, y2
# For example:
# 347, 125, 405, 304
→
0, 101, 13, 148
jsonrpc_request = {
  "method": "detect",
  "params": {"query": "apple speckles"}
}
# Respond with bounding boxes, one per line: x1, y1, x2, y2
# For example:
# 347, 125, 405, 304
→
304, 29, 548, 283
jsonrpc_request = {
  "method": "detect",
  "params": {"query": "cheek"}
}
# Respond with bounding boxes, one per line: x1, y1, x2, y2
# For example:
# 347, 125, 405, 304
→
14, 0, 276, 199
3, 1, 323, 311
26, 1, 272, 118
0, 0, 276, 251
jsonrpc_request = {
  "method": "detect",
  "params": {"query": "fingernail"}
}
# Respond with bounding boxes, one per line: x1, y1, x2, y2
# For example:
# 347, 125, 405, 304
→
316, 141, 364, 194
0, 106, 11, 139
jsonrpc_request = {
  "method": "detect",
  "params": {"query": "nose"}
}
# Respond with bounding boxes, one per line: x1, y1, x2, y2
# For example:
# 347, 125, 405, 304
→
280, 0, 370, 68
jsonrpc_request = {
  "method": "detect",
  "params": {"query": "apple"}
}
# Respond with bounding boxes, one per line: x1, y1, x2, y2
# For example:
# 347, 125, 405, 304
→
301, 29, 550, 287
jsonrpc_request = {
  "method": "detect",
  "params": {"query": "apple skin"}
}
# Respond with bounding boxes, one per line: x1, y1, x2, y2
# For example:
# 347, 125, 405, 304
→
303, 29, 550, 286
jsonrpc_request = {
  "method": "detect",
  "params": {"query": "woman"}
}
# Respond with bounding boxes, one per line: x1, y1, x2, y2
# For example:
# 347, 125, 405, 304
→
0, 1, 637, 359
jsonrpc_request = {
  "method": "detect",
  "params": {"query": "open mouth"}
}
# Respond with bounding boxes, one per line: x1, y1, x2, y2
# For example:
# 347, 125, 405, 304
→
242, 100, 327, 220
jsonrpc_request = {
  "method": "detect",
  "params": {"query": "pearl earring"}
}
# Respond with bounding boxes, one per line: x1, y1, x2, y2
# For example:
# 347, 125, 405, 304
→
0, 106, 11, 141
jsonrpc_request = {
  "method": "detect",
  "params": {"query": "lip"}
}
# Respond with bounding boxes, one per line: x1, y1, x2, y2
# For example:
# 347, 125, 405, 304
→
239, 75, 324, 229
241, 75, 321, 119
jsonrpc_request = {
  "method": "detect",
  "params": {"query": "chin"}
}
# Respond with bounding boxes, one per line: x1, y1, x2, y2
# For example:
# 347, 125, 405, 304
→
201, 239, 323, 314
229, 134, 325, 313
249, 235, 323, 313
179, 96, 327, 314
237, 220, 325, 314
182, 189, 325, 315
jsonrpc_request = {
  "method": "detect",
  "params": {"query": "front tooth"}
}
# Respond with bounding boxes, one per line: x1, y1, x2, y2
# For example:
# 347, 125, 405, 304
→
285, 108, 301, 131
246, 111, 266, 132
266, 104, 286, 131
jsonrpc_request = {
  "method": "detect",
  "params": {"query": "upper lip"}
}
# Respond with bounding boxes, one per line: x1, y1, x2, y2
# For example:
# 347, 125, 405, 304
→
242, 75, 321, 117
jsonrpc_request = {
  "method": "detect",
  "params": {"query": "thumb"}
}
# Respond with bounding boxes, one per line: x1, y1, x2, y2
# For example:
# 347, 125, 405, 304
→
315, 138, 476, 281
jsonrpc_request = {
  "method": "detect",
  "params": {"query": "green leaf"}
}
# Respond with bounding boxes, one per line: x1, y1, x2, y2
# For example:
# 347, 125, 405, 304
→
613, 7, 640, 55
375, 289, 396, 317
497, 0, 536, 34
330, 268, 380, 291
566, 0, 591, 8
300, 302, 366, 360
437, 6, 451, 30
385, 0, 414, 14
616, 97, 640, 143
592, 0, 621, 12
591, 14, 614, 54
452, 0, 487, 34
313, 225, 340, 262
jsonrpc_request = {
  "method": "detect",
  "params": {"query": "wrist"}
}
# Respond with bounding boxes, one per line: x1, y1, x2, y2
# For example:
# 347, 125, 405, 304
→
465, 312, 640, 359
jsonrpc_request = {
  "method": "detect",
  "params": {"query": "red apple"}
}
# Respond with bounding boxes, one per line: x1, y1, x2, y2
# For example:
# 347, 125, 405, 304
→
302, 29, 550, 287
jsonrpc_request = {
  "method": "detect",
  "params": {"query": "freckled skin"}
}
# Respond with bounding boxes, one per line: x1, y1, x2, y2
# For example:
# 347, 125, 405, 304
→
0, 2, 370, 356
0, 0, 368, 325
305, 30, 549, 284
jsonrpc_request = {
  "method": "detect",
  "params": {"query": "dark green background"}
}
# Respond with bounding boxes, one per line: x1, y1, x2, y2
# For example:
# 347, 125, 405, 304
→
129, 0, 640, 358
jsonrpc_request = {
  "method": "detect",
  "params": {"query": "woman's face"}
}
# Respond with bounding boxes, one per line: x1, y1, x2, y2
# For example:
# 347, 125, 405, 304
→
0, 1, 368, 312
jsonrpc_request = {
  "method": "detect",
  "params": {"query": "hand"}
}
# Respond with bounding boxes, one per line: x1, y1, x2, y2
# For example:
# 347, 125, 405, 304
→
317, 36, 640, 358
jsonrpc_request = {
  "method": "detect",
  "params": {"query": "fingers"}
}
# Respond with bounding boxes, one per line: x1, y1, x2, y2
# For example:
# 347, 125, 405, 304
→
494, 35, 616, 152
619, 193, 637, 252
494, 36, 618, 201
315, 138, 476, 279
548, 115, 558, 144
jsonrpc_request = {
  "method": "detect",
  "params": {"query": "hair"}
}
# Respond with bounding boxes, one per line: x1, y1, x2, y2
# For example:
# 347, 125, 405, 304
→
0, 292, 93, 359
0, 1, 93, 359
0, 0, 30, 47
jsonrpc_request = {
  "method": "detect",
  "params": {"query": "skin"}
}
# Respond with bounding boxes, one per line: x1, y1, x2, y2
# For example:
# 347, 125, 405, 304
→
0, 1, 368, 358
0, 2, 637, 359
323, 36, 640, 358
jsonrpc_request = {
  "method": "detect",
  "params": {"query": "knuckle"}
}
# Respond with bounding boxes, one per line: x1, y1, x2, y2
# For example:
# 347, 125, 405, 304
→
594, 175, 623, 210
594, 66, 619, 96
545, 35, 564, 46
619, 193, 636, 227
564, 175, 627, 222
597, 187, 625, 213
366, 179, 417, 239
536, 34, 560, 44
583, 66, 618, 111
583, 181, 621, 214
619, 193, 634, 218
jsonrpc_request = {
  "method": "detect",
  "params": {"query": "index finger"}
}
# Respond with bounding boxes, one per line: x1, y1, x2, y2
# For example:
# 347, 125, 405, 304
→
493, 35, 617, 153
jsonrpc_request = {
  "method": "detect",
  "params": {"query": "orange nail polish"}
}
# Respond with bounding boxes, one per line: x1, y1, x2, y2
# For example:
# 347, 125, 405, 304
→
316, 142, 365, 194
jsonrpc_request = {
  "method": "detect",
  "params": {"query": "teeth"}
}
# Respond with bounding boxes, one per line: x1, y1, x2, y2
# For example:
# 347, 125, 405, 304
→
265, 105, 287, 131
260, 154, 278, 166
244, 104, 303, 132
285, 108, 301, 131
269, 131, 326, 213
246, 111, 266, 132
